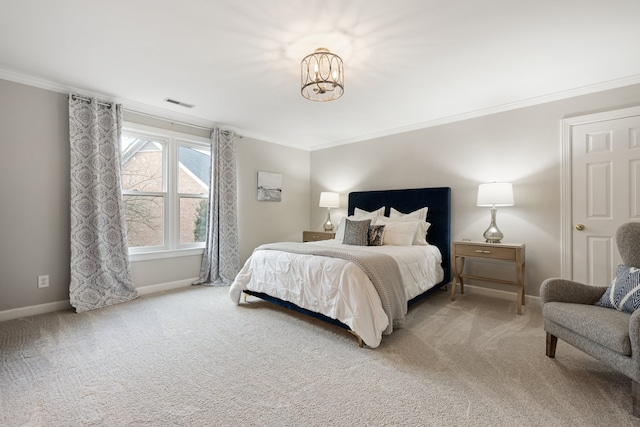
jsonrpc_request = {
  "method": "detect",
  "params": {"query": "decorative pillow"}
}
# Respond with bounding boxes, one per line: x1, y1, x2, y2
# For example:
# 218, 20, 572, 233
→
354, 206, 385, 218
342, 219, 372, 246
390, 206, 428, 221
412, 221, 431, 245
335, 208, 385, 241
334, 218, 347, 241
368, 225, 386, 246
374, 218, 419, 246
374, 216, 430, 245
389, 207, 430, 245
596, 264, 640, 313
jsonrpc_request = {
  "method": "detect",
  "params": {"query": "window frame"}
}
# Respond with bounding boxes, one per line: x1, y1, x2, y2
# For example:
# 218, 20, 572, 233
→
121, 122, 211, 262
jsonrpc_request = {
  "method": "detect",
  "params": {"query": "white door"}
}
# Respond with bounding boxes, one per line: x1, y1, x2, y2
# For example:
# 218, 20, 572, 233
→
569, 111, 640, 285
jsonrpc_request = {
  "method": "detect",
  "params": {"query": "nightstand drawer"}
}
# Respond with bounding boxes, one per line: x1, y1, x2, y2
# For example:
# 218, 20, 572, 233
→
303, 231, 336, 242
455, 244, 516, 261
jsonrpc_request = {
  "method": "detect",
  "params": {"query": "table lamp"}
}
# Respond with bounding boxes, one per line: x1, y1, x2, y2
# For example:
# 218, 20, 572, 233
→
477, 182, 513, 243
319, 192, 340, 231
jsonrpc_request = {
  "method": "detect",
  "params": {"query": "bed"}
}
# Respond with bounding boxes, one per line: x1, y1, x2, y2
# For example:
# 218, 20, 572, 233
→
229, 187, 451, 348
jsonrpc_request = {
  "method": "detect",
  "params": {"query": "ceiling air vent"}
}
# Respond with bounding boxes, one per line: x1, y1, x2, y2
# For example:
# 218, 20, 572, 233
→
164, 98, 195, 108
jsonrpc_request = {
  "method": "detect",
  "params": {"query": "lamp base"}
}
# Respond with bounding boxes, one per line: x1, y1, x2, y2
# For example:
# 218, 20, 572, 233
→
483, 207, 504, 243
323, 209, 334, 232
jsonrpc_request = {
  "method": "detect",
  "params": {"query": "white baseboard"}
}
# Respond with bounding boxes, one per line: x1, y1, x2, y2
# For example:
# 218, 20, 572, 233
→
0, 300, 73, 322
451, 283, 541, 307
1, 279, 538, 322
135, 278, 199, 296
0, 277, 200, 322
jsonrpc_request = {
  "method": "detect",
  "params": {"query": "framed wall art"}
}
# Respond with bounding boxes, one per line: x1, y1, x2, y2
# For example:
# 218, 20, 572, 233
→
257, 171, 282, 202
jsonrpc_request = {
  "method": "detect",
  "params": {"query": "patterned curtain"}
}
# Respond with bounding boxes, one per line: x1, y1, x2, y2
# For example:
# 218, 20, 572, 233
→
194, 128, 240, 285
68, 95, 138, 312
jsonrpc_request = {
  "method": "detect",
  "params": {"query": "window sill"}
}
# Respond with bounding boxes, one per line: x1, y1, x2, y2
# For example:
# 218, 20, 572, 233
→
129, 247, 204, 263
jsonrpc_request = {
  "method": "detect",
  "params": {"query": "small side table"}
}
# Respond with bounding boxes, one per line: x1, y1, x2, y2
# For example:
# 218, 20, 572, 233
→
303, 230, 336, 242
450, 240, 526, 314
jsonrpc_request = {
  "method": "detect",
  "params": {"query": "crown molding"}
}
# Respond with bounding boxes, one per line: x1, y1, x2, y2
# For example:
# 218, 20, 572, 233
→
3, 67, 640, 152
309, 74, 640, 151
0, 67, 219, 133
0, 67, 303, 149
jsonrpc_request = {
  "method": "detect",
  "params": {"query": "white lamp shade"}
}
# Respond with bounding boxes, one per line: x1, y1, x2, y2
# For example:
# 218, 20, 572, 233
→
319, 192, 340, 208
477, 183, 514, 207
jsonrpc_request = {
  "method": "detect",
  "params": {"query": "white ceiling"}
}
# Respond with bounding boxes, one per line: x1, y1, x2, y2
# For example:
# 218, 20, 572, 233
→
1, 0, 640, 150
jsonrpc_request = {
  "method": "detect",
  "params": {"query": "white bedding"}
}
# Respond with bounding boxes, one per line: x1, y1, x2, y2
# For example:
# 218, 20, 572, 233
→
229, 240, 444, 348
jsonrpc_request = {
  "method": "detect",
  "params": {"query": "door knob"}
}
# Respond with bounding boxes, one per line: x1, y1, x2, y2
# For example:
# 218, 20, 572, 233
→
575, 224, 585, 231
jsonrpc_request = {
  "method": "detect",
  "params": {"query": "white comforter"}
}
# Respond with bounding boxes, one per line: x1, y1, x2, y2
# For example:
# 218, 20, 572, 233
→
229, 240, 444, 348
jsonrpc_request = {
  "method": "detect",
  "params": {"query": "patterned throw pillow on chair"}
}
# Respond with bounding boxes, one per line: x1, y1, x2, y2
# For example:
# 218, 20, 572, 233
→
596, 264, 640, 313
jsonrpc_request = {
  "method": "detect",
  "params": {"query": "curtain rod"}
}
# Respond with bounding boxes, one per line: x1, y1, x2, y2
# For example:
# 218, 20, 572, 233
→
122, 108, 213, 132
70, 94, 113, 108
70, 94, 239, 137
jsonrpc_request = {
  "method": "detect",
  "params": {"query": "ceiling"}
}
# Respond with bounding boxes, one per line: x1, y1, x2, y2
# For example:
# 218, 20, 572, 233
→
1, 0, 640, 151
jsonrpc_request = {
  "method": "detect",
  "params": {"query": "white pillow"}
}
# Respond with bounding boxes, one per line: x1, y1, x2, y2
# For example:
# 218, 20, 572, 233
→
414, 222, 431, 245
388, 207, 430, 244
335, 207, 385, 241
375, 218, 420, 246
389, 206, 428, 221
375, 216, 430, 245
334, 218, 347, 241
354, 206, 385, 217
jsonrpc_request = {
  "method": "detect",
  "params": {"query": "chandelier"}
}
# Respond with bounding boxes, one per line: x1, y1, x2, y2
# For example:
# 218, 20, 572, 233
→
301, 47, 344, 102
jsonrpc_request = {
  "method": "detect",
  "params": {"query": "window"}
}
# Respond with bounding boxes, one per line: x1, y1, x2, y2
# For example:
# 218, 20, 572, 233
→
121, 124, 211, 259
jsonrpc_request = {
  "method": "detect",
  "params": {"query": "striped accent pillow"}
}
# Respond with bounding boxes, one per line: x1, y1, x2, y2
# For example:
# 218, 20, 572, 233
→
596, 264, 640, 313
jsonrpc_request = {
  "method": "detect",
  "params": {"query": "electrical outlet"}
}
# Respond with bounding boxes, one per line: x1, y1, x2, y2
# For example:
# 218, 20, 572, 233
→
37, 275, 49, 289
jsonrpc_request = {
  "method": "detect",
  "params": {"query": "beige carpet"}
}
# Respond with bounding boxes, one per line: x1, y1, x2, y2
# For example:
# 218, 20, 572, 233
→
1, 286, 638, 426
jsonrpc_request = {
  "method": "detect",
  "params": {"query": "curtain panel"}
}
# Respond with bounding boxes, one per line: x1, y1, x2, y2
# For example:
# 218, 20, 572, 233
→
194, 128, 240, 285
69, 96, 138, 312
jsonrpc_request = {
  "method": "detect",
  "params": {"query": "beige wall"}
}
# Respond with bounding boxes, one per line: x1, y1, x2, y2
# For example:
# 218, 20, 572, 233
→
236, 137, 310, 263
0, 79, 70, 311
2, 74, 639, 316
0, 79, 310, 314
310, 83, 640, 297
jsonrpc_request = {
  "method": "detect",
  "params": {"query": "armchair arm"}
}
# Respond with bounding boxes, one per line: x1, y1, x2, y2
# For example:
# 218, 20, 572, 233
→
630, 311, 640, 365
540, 278, 608, 306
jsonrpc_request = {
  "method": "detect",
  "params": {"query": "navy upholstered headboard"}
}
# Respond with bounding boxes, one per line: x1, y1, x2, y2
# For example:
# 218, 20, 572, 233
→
348, 187, 451, 285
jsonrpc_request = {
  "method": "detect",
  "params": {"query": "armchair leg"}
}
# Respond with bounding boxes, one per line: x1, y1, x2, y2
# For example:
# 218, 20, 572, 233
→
546, 332, 557, 358
633, 381, 640, 417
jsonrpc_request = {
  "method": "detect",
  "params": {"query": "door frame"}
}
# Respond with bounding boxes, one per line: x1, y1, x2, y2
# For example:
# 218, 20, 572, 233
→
561, 105, 640, 279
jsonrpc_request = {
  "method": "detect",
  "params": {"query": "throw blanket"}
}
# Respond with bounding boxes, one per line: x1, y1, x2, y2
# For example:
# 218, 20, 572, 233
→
255, 242, 408, 334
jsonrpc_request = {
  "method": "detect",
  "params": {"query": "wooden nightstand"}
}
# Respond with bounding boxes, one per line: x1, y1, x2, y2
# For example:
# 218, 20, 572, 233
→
450, 240, 526, 314
302, 230, 336, 242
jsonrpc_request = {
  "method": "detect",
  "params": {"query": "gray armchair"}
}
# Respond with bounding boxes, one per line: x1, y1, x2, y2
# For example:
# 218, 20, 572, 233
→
540, 222, 640, 417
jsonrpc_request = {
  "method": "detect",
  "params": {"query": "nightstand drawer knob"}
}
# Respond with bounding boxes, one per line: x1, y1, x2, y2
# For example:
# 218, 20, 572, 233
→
475, 250, 491, 254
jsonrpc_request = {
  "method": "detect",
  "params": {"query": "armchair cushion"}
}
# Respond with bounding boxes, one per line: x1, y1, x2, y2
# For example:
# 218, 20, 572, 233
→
596, 265, 640, 314
544, 302, 632, 355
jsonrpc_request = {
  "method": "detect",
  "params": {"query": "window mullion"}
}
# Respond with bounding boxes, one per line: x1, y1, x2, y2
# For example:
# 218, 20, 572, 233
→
166, 137, 178, 250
